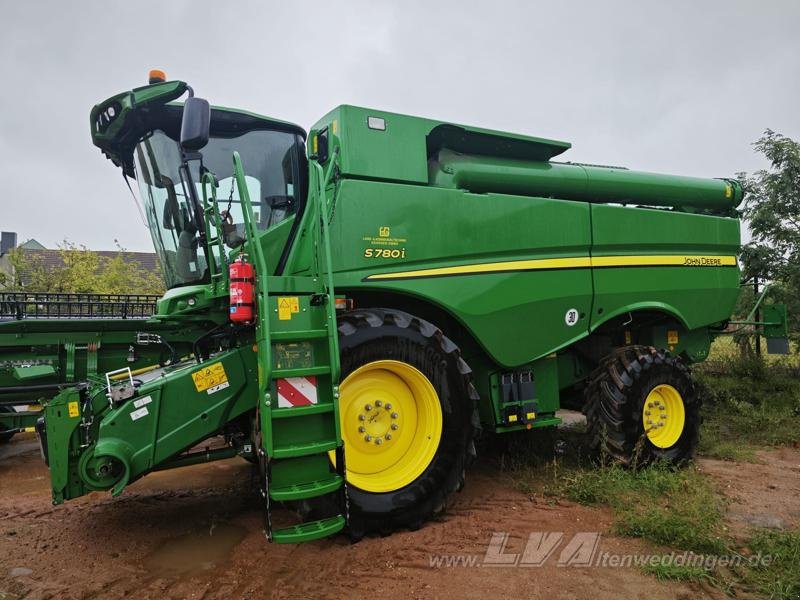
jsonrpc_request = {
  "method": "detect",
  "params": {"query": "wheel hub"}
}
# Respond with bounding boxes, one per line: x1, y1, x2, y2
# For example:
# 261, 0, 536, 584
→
642, 384, 685, 449
358, 400, 399, 443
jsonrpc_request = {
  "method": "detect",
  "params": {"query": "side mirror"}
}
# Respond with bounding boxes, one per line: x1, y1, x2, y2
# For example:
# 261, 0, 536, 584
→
180, 97, 210, 151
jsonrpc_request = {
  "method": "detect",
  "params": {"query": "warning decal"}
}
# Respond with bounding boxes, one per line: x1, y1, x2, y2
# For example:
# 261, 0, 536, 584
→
277, 376, 318, 408
191, 362, 228, 393
277, 296, 300, 321
68, 401, 79, 418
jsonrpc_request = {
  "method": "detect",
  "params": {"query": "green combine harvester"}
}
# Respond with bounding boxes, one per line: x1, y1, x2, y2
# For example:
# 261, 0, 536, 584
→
0, 71, 788, 543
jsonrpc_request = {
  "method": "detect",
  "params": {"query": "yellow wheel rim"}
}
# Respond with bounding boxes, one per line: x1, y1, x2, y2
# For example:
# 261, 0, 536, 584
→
642, 384, 685, 448
331, 360, 443, 493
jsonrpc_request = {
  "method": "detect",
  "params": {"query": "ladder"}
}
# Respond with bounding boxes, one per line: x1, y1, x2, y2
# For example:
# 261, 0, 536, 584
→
233, 151, 347, 543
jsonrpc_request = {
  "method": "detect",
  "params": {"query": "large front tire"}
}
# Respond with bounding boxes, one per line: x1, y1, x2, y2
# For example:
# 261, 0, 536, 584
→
337, 309, 478, 537
583, 346, 700, 467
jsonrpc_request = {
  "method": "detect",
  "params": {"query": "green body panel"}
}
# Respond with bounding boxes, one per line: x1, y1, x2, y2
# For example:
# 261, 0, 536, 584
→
589, 204, 741, 329
290, 176, 739, 368
44, 348, 259, 503
323, 179, 593, 366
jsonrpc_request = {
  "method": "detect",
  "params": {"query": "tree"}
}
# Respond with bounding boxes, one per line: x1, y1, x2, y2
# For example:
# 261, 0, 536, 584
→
96, 241, 164, 295
739, 130, 800, 343
2, 240, 164, 296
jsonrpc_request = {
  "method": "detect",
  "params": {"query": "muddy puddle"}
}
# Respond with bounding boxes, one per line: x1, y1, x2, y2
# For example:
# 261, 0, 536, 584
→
142, 522, 247, 578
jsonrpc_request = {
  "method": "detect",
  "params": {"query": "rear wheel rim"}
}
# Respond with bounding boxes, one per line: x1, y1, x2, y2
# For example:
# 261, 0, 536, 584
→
642, 384, 685, 448
334, 360, 443, 493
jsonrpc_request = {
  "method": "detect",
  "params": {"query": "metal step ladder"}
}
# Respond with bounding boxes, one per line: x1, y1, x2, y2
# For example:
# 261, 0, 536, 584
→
233, 152, 347, 543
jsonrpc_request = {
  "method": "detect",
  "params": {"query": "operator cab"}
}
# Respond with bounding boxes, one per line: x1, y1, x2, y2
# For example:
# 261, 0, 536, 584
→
90, 75, 308, 289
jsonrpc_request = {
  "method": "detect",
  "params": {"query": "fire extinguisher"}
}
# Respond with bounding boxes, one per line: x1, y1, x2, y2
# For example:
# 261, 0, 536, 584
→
229, 254, 255, 323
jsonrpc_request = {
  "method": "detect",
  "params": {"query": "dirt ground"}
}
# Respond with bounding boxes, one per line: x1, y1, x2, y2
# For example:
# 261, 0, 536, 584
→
1, 433, 795, 600
699, 448, 800, 539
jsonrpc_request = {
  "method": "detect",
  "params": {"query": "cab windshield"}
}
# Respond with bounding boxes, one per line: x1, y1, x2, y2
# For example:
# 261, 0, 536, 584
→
134, 127, 304, 288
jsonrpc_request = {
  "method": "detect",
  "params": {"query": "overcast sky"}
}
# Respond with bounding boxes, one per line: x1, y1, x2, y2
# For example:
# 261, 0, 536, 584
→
1, 1, 798, 251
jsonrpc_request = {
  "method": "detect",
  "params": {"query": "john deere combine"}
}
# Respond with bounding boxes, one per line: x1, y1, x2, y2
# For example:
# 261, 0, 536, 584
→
0, 72, 788, 543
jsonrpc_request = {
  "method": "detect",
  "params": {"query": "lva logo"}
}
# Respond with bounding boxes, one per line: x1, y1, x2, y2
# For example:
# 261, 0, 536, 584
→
483, 532, 600, 567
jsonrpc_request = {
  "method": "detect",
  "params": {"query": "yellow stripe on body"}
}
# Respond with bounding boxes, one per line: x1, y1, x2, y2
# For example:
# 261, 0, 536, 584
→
364, 255, 736, 281
592, 255, 737, 268
366, 257, 592, 280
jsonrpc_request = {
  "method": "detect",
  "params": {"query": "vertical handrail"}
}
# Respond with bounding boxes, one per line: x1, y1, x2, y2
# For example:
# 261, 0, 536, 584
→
310, 149, 341, 386
232, 151, 274, 453
310, 149, 342, 446
200, 171, 230, 295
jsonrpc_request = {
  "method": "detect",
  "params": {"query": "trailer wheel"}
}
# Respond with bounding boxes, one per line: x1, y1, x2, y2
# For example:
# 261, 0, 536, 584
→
335, 308, 479, 537
583, 346, 700, 467
0, 407, 16, 443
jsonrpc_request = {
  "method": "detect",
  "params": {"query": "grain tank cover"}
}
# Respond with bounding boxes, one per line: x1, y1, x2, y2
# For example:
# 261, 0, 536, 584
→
309, 105, 571, 184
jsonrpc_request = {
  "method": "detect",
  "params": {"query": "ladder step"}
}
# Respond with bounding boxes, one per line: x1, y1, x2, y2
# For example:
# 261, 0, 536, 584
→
272, 403, 335, 419
273, 365, 330, 378
272, 440, 339, 459
271, 329, 329, 341
269, 474, 344, 501
271, 515, 346, 544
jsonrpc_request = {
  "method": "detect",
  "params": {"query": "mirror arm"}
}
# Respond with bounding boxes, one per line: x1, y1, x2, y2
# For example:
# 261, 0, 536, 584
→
178, 156, 208, 245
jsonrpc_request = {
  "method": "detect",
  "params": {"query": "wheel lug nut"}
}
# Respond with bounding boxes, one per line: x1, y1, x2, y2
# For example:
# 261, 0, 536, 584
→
365, 404, 373, 411
391, 423, 399, 430
385, 403, 392, 410
391, 412, 398, 419
385, 434, 392, 440
375, 400, 383, 407
645, 410, 651, 416
375, 438, 383, 445
358, 426, 365, 433
358, 414, 366, 421
364, 435, 372, 442
648, 402, 654, 408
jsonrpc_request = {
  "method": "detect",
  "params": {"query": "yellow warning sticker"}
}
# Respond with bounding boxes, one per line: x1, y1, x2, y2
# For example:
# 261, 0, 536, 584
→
191, 362, 228, 393
68, 401, 79, 418
667, 330, 679, 345
277, 297, 299, 321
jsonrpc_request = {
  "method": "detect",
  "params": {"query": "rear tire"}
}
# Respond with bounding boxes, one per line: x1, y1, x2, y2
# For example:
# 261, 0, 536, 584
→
583, 346, 700, 467
337, 308, 479, 538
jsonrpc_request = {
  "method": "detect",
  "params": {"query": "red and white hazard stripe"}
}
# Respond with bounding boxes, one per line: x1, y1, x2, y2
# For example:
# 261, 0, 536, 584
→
277, 376, 318, 408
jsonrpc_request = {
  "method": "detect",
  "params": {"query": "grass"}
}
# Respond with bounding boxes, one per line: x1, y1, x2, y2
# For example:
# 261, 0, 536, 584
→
641, 563, 712, 583
743, 530, 800, 600
694, 339, 800, 461
557, 463, 729, 554
499, 432, 729, 555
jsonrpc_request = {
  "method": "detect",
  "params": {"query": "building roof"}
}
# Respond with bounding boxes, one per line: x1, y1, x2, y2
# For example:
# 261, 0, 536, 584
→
19, 239, 46, 250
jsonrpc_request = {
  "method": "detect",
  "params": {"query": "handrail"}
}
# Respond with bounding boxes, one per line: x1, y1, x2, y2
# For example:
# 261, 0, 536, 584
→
200, 170, 230, 295
232, 151, 274, 453
0, 292, 160, 320
311, 147, 342, 384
